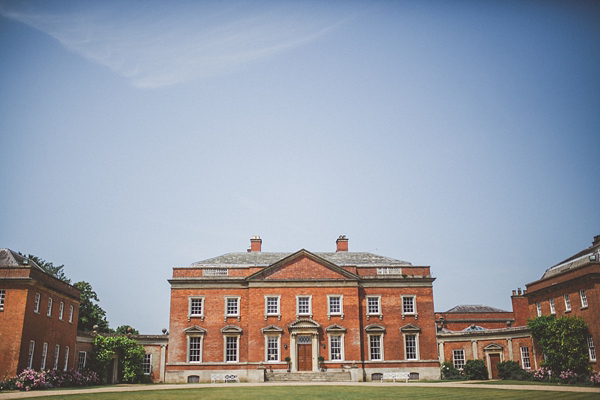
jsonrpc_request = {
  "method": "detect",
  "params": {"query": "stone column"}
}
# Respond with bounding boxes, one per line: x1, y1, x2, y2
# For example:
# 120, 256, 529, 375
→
507, 338, 513, 361
290, 334, 297, 372
160, 345, 166, 382
472, 340, 478, 360
438, 341, 445, 364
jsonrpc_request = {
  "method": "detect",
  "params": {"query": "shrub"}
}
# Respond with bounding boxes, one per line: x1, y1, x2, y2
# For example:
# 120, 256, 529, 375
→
441, 361, 463, 380
0, 377, 18, 391
0, 369, 100, 392
528, 315, 589, 375
497, 361, 531, 380
590, 371, 600, 386
463, 359, 488, 380
533, 367, 553, 382
558, 369, 585, 385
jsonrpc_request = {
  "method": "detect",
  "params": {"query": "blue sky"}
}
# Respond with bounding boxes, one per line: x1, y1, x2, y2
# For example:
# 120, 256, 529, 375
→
1, 0, 598, 334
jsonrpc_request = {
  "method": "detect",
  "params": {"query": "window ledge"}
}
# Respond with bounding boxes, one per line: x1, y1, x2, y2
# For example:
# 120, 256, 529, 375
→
581, 306, 588, 310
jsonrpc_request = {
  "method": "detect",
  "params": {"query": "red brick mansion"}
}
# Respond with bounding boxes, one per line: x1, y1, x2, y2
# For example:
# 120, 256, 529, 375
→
165, 236, 439, 382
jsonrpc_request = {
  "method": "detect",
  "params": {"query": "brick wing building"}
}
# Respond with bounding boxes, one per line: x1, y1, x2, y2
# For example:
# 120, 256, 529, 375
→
0, 249, 80, 379
166, 236, 439, 382
525, 235, 600, 372
435, 296, 535, 379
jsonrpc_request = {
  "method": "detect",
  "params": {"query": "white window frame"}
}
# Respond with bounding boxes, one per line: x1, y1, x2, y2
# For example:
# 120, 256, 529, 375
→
142, 353, 152, 374
264, 335, 281, 362
588, 335, 597, 362
188, 296, 205, 321
327, 295, 344, 320
520, 346, 531, 369
453, 349, 465, 369
0, 289, 5, 310
564, 293, 571, 312
59, 301, 64, 320
401, 295, 417, 318
28, 340, 35, 369
64, 346, 69, 371
367, 295, 382, 319
296, 295, 312, 318
224, 296, 241, 320
53, 345, 60, 370
34, 293, 40, 313
536, 301, 542, 317
69, 305, 74, 323
41, 342, 48, 370
264, 295, 281, 320
580, 289, 588, 308
187, 335, 204, 363
368, 333, 384, 361
224, 335, 240, 363
403, 333, 419, 360
77, 351, 87, 373
328, 334, 345, 361
47, 297, 53, 317
549, 298, 555, 314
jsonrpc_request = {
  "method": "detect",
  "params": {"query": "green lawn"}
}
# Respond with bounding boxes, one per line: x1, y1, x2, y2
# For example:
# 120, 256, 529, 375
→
19, 386, 600, 400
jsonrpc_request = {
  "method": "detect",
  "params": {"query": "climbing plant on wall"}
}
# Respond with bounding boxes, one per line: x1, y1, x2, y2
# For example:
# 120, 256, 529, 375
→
89, 335, 146, 383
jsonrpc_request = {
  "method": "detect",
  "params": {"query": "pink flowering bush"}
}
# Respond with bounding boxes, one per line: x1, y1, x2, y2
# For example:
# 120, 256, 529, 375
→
558, 369, 580, 384
13, 369, 52, 391
0, 368, 100, 392
533, 367, 553, 381
590, 371, 600, 386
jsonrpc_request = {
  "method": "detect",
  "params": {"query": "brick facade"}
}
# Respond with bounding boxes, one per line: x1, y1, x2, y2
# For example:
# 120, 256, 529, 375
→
166, 237, 440, 382
0, 249, 80, 379
525, 235, 600, 372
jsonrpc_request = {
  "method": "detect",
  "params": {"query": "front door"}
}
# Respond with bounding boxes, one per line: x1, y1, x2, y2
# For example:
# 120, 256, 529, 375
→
489, 354, 501, 379
298, 342, 312, 371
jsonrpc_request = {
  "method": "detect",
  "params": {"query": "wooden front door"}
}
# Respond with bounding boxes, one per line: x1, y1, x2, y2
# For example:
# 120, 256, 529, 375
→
298, 343, 312, 371
489, 354, 501, 379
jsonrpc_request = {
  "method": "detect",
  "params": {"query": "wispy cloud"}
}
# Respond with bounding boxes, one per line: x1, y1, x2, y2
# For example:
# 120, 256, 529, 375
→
1, 2, 344, 88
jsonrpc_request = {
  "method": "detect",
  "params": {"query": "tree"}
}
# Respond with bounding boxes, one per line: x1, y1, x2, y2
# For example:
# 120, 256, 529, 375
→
528, 315, 589, 375
89, 335, 145, 383
115, 325, 139, 335
26, 254, 71, 284
74, 281, 111, 333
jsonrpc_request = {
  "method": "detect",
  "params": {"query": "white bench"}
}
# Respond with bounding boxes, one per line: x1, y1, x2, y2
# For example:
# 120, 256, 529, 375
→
211, 373, 240, 383
381, 372, 410, 383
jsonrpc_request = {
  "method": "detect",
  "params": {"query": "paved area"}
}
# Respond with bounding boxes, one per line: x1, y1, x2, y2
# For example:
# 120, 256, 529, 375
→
1, 381, 599, 399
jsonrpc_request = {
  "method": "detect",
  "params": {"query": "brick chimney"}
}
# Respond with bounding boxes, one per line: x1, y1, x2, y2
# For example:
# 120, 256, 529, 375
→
336, 235, 348, 252
593, 235, 600, 247
249, 236, 262, 252
511, 288, 529, 327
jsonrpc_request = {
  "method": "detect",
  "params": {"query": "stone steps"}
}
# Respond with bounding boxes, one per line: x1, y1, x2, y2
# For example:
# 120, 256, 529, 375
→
266, 371, 352, 382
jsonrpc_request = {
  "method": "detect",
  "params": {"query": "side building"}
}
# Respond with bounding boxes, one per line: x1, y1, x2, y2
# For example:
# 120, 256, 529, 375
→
525, 235, 600, 372
165, 236, 439, 382
0, 249, 80, 379
435, 294, 534, 379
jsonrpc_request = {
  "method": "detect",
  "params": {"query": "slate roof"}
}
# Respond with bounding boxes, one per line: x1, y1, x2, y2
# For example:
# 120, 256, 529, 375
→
444, 305, 509, 313
0, 248, 43, 270
190, 251, 412, 268
540, 237, 600, 280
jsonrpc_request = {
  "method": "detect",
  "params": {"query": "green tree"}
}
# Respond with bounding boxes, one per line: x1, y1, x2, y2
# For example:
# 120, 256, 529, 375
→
26, 254, 71, 284
89, 335, 145, 383
528, 315, 589, 374
115, 325, 139, 335
74, 281, 111, 333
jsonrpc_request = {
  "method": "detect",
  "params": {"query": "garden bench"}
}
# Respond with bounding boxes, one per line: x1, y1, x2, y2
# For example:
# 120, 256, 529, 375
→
211, 373, 240, 383
381, 372, 410, 383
